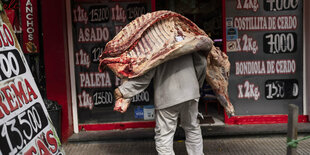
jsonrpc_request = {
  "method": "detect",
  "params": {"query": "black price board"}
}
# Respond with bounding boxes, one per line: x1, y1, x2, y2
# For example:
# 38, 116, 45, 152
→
225, 0, 303, 115
0, 103, 48, 155
265, 79, 299, 100
71, 1, 154, 123
0, 6, 64, 154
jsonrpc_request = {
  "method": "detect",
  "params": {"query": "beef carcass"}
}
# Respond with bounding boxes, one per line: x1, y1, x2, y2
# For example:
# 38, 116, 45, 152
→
99, 10, 213, 78
206, 46, 234, 116
99, 10, 234, 115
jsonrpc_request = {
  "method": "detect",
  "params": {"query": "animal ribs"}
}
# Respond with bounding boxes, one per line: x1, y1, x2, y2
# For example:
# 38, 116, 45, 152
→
99, 10, 213, 78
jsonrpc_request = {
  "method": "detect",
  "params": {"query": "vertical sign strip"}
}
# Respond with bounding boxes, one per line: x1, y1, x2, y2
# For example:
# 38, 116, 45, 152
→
20, 0, 40, 53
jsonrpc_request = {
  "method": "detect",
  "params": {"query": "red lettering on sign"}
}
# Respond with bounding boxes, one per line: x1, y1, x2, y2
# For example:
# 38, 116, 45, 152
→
0, 95, 10, 119
46, 130, 58, 153
37, 138, 52, 155
10, 81, 30, 106
0, 78, 38, 120
24, 129, 59, 155
1, 85, 19, 112
25, 78, 38, 101
24, 146, 37, 155
0, 23, 14, 48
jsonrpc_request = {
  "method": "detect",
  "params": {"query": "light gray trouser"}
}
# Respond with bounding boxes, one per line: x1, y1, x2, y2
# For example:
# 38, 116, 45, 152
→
154, 100, 204, 155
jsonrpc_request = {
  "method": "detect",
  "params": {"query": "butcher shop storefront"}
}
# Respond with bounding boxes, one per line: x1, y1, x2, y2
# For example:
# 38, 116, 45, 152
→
65, 0, 310, 134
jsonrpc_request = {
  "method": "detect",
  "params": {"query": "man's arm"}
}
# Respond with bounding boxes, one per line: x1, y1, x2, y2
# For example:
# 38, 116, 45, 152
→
118, 68, 156, 98
113, 69, 155, 113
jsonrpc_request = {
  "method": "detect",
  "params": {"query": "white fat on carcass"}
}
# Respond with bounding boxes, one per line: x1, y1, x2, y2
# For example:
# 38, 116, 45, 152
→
175, 36, 184, 42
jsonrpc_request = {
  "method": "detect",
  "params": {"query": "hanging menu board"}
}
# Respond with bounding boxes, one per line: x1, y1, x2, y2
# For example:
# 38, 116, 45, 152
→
225, 0, 303, 115
0, 7, 64, 155
72, 0, 154, 124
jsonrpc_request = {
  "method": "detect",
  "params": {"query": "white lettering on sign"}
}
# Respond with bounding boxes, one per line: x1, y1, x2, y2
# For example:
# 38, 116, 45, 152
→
266, 81, 285, 99
73, 5, 88, 24
0, 102, 48, 155
132, 91, 150, 102
236, 0, 259, 12
234, 15, 297, 30
265, 0, 299, 11
78, 90, 93, 110
111, 4, 126, 22
235, 60, 266, 75
89, 7, 109, 23
234, 16, 268, 30
78, 27, 109, 43
75, 49, 90, 68
265, 79, 299, 100
91, 47, 104, 63
275, 59, 296, 74
127, 6, 146, 20
0, 52, 20, 80
276, 16, 297, 30
241, 34, 258, 54
115, 76, 121, 87
265, 33, 295, 54
93, 91, 113, 105
0, 23, 14, 48
79, 72, 112, 88
266, 60, 275, 74
25, 0, 34, 41
236, 59, 296, 75
237, 81, 260, 100
235, 34, 258, 54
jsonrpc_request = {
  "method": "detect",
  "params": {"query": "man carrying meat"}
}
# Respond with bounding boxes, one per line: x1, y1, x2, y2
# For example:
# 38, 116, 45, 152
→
114, 51, 207, 155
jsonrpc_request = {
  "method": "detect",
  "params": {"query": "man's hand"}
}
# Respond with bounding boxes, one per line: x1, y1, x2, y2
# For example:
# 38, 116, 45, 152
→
114, 88, 123, 100
114, 98, 131, 113
114, 88, 131, 113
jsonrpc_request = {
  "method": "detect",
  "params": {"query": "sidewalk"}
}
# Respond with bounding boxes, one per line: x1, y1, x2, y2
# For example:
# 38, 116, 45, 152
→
63, 123, 310, 154
63, 134, 310, 155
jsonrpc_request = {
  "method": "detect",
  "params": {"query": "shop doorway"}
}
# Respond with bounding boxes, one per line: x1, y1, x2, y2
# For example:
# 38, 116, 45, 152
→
156, 0, 225, 126
198, 82, 225, 126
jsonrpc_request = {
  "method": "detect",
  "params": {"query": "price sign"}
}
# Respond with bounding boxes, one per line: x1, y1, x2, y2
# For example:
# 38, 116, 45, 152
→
0, 103, 49, 155
0, 5, 65, 155
263, 32, 297, 54
72, 1, 153, 123
264, 0, 299, 11
226, 0, 303, 115
265, 79, 299, 100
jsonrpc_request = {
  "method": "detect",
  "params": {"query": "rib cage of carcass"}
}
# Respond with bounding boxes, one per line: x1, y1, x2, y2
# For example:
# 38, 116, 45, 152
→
99, 10, 235, 116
